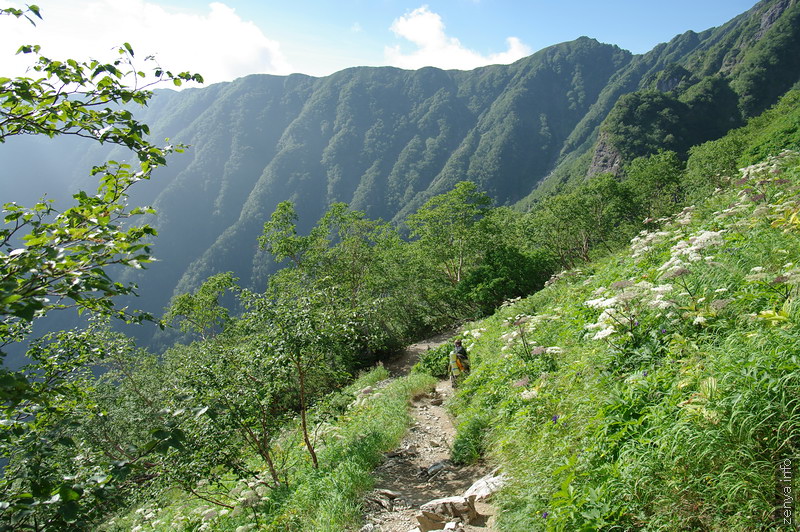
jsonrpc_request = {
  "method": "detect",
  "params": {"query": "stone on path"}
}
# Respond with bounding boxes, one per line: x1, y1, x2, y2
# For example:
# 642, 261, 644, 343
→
419, 495, 478, 523
463, 470, 507, 501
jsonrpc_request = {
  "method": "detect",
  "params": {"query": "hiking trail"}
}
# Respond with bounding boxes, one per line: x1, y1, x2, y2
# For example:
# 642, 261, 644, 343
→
360, 333, 501, 532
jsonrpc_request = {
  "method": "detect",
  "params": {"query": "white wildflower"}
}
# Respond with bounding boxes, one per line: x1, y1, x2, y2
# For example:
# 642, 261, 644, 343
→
652, 284, 673, 294
693, 316, 707, 326
546, 347, 563, 355
593, 286, 608, 296
596, 308, 620, 326
658, 256, 686, 273
584, 297, 617, 309
520, 389, 537, 400
593, 327, 615, 340
616, 290, 639, 303
649, 298, 675, 310
239, 490, 259, 507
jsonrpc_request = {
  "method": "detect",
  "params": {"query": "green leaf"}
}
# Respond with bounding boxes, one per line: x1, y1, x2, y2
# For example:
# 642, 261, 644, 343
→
58, 500, 79, 522
58, 485, 80, 502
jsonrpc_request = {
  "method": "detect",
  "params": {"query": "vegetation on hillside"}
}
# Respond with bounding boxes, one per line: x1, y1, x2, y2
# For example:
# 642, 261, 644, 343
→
0, 6, 202, 528
2, 0, 788, 335
436, 93, 800, 530
3, 2, 800, 530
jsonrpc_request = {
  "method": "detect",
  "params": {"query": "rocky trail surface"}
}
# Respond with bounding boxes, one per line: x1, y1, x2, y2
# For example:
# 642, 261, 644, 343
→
360, 334, 503, 532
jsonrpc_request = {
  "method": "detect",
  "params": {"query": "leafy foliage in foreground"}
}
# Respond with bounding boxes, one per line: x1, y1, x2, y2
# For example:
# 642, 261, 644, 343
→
0, 8, 202, 528
448, 150, 800, 530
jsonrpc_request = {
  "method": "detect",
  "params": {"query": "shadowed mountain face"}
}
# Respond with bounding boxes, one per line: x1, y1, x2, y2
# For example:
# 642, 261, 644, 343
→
3, 0, 798, 348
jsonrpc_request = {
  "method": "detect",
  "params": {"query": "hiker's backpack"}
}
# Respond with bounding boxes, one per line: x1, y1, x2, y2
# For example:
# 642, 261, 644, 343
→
455, 351, 469, 372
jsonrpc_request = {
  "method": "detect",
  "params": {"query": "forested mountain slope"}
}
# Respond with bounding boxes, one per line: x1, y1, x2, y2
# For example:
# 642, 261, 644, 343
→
122, 37, 631, 326
2, 0, 798, 345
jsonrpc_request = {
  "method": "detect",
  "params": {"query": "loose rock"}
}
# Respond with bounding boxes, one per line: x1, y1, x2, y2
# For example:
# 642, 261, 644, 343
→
415, 510, 447, 531
463, 471, 507, 501
419, 495, 478, 523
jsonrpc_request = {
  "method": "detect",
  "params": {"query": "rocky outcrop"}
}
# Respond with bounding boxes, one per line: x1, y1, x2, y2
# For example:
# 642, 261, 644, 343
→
755, 0, 794, 40
587, 131, 624, 177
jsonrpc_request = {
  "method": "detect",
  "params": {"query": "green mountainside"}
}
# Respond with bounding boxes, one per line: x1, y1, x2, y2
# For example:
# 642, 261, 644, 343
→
3, 0, 795, 342
121, 38, 632, 333
4, 1, 800, 527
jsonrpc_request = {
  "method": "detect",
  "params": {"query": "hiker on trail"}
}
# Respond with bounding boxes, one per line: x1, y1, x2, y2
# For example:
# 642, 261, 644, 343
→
449, 339, 470, 387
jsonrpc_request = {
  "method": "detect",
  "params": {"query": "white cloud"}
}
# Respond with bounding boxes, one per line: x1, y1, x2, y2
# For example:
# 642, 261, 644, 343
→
385, 5, 531, 70
0, 1, 292, 87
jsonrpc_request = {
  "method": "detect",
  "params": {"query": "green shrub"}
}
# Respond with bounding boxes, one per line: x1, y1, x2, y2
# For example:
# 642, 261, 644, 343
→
451, 413, 490, 465
412, 342, 451, 379
457, 245, 555, 315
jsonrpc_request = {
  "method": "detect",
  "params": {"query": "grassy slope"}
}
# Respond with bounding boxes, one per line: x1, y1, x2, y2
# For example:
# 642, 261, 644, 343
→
449, 150, 800, 530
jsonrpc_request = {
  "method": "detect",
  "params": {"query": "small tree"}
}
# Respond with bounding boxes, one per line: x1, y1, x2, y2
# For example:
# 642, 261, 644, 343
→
265, 288, 355, 469
406, 181, 492, 285
163, 272, 239, 341
261, 201, 410, 352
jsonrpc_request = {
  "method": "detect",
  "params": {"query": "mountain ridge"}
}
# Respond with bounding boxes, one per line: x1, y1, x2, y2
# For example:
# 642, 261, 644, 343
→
2, 0, 797, 349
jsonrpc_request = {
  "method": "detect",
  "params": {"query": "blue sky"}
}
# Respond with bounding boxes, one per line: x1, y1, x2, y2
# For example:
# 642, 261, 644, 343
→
1, 0, 760, 86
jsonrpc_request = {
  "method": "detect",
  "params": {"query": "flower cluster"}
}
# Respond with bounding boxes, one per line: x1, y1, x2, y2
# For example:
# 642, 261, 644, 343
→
462, 327, 487, 340
500, 296, 523, 308
630, 229, 672, 261
584, 280, 676, 341
656, 229, 726, 277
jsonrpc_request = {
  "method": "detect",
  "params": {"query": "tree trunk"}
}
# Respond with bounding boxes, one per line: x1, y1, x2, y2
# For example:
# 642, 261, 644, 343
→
296, 359, 318, 468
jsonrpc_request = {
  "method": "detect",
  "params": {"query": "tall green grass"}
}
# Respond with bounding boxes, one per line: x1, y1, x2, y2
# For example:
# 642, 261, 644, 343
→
448, 151, 800, 530
267, 371, 436, 531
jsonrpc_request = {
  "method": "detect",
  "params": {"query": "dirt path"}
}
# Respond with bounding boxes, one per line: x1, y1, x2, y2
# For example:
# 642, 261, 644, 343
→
362, 335, 499, 532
